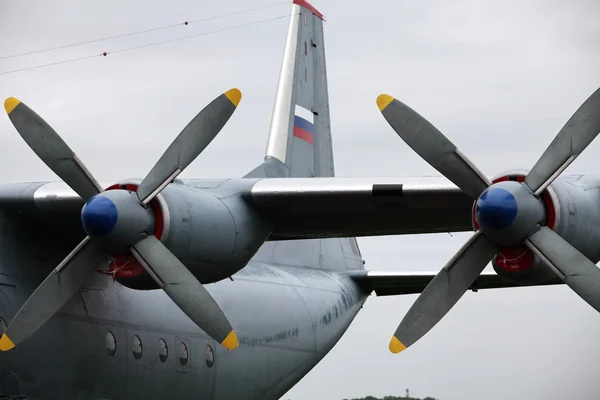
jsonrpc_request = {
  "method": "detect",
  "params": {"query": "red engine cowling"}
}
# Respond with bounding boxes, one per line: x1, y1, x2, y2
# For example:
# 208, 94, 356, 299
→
95, 182, 169, 284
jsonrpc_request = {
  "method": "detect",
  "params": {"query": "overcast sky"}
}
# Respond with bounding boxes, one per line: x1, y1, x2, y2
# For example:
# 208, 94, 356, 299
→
1, 0, 600, 399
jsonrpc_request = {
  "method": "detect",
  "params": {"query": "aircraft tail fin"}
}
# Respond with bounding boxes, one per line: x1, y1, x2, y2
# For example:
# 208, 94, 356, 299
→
244, 1, 360, 273
247, 0, 333, 178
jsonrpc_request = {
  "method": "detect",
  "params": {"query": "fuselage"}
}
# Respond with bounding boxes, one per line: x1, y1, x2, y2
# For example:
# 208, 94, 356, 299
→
0, 2, 364, 397
0, 209, 367, 399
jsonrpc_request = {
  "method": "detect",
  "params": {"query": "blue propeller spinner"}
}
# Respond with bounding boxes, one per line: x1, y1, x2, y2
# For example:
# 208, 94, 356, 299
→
81, 196, 118, 236
473, 180, 545, 247
475, 187, 518, 230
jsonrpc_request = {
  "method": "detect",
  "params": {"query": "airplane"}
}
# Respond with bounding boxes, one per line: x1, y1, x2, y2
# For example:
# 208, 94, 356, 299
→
1, 0, 599, 398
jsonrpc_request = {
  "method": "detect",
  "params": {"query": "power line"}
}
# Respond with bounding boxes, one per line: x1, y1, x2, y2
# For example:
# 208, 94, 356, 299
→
110, 14, 290, 55
0, 54, 104, 76
0, 0, 289, 61
0, 14, 291, 76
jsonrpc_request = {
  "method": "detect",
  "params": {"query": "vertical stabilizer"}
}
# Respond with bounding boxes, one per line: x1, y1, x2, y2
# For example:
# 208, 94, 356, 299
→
246, 1, 362, 272
264, 0, 334, 178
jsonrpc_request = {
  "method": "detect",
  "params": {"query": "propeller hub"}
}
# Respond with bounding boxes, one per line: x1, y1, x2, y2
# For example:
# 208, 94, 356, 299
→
475, 188, 517, 230
474, 181, 545, 247
81, 190, 155, 251
81, 196, 118, 236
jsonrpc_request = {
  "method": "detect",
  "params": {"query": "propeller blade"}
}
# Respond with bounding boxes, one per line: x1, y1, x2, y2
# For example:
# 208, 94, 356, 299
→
130, 235, 238, 350
525, 87, 600, 195
4, 98, 103, 202
526, 226, 600, 312
137, 88, 242, 205
389, 231, 497, 354
0, 237, 106, 351
377, 94, 490, 200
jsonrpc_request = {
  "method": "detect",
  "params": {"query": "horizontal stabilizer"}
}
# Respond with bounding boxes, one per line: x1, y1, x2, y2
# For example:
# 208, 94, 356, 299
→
348, 270, 564, 297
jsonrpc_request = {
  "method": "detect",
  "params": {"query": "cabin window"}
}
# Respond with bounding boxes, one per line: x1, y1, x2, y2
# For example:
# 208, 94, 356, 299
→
304, 41, 307, 55
132, 335, 143, 359
205, 344, 214, 368
158, 338, 168, 362
105, 332, 116, 356
178, 341, 189, 366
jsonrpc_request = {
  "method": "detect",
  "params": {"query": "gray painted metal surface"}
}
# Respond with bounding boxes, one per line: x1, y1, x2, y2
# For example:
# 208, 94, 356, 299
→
525, 86, 600, 194
0, 212, 366, 399
526, 226, 600, 312
391, 231, 497, 351
0, 236, 105, 350
377, 77, 600, 353
265, 5, 300, 163
136, 89, 241, 204
131, 235, 236, 347
265, 2, 334, 178
5, 98, 102, 201
378, 95, 490, 199
1, 84, 247, 355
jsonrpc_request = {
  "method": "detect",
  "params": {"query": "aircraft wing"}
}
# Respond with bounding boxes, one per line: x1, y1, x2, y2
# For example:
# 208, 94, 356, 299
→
247, 176, 473, 239
347, 270, 564, 296
0, 176, 473, 241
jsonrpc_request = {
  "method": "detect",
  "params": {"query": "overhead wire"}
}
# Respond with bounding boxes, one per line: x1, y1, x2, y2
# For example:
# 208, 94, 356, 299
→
0, 0, 289, 61
0, 54, 104, 76
0, 13, 291, 76
109, 14, 290, 56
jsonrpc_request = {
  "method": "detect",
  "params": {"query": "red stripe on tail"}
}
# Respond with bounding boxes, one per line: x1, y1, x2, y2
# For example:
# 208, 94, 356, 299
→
293, 126, 314, 145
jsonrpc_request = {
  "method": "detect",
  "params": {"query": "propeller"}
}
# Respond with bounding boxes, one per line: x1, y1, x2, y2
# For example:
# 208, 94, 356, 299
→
0, 89, 242, 352
377, 86, 600, 354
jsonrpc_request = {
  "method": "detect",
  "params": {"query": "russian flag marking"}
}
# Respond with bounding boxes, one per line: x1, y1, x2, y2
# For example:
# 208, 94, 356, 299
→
294, 105, 314, 124
293, 105, 315, 145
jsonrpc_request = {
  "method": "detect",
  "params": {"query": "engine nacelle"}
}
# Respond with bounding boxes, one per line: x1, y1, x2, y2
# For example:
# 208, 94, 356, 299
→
484, 172, 600, 285
108, 181, 271, 289
160, 182, 272, 283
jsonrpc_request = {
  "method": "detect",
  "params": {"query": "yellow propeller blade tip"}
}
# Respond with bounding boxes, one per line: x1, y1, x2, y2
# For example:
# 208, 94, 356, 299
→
389, 335, 406, 354
221, 330, 239, 351
224, 88, 242, 107
376, 94, 394, 111
0, 333, 15, 351
4, 97, 21, 115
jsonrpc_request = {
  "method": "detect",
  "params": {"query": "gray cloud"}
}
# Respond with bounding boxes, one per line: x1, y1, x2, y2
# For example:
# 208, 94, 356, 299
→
1, 0, 600, 399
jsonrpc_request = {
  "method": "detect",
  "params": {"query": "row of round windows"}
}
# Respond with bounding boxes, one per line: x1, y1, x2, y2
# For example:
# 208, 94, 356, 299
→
0, 318, 217, 369
105, 332, 214, 368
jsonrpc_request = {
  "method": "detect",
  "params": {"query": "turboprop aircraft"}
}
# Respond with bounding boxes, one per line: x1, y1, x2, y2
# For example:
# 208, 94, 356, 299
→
1, 0, 600, 398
